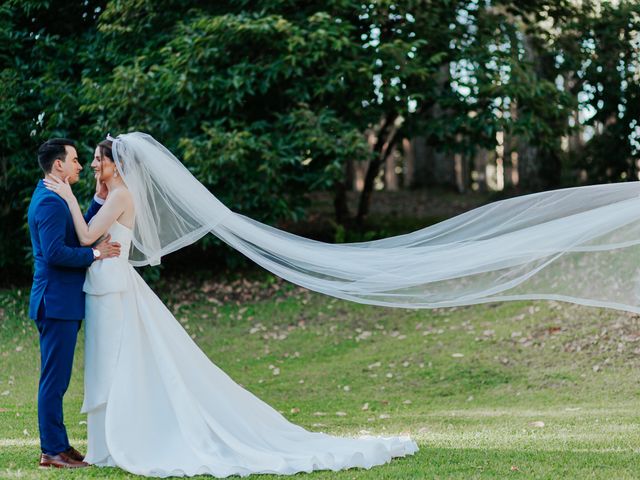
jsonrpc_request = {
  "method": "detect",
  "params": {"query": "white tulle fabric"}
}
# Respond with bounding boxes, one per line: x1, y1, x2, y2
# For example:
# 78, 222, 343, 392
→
113, 132, 640, 314
81, 221, 418, 477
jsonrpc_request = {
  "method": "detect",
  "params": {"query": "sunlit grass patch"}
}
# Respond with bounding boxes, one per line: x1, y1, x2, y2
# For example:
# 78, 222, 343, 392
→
1, 282, 639, 478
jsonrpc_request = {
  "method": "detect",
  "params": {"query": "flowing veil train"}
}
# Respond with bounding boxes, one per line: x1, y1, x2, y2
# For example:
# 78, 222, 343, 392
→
76, 132, 640, 477
112, 132, 640, 315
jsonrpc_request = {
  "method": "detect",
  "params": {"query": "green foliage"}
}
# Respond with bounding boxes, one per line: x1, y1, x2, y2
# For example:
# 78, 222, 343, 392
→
1, 0, 638, 278
568, 2, 640, 182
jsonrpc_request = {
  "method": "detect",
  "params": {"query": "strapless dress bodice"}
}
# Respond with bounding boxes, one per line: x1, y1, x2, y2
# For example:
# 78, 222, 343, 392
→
83, 221, 133, 295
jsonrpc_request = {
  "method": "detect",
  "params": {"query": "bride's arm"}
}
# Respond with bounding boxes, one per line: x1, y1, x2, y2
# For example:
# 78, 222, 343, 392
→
44, 175, 127, 246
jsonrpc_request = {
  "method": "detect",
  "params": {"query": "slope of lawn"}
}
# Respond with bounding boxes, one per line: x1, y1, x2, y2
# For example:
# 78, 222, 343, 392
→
1, 275, 639, 478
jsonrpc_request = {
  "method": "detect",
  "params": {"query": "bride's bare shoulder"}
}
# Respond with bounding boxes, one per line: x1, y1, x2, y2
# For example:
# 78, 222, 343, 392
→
107, 187, 135, 225
108, 187, 133, 204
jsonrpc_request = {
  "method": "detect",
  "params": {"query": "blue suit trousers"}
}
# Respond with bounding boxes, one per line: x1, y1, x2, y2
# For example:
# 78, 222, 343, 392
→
34, 300, 81, 455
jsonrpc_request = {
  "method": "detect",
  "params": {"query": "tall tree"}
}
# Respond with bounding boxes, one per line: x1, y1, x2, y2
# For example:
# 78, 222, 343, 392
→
2, 0, 636, 279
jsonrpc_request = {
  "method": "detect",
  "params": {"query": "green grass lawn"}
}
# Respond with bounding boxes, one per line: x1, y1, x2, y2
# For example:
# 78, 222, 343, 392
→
1, 276, 639, 479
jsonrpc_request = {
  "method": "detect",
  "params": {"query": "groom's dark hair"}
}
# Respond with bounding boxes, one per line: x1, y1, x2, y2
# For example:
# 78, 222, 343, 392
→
38, 138, 76, 173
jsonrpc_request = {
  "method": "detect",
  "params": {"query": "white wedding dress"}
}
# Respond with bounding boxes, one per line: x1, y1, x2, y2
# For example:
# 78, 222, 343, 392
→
81, 220, 418, 477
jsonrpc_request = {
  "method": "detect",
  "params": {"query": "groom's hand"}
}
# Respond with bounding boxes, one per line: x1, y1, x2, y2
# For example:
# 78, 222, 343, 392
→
94, 234, 121, 260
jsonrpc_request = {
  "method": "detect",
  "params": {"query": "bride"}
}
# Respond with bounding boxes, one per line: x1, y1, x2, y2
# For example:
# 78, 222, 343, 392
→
43, 133, 418, 477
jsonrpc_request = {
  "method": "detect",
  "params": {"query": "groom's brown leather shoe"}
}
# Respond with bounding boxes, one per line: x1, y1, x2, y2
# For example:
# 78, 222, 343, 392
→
39, 451, 89, 468
64, 446, 85, 462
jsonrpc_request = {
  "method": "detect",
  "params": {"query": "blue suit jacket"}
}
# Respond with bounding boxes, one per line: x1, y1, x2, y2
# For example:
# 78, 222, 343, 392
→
27, 180, 102, 320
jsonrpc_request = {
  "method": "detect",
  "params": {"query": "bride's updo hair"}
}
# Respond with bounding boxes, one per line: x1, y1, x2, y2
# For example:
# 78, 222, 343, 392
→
98, 137, 124, 173
98, 139, 114, 162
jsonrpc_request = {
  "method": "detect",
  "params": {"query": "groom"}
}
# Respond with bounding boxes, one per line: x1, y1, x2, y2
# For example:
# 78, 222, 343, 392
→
27, 138, 121, 468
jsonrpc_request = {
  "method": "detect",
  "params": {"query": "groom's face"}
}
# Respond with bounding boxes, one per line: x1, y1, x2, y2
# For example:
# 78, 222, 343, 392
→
54, 145, 83, 184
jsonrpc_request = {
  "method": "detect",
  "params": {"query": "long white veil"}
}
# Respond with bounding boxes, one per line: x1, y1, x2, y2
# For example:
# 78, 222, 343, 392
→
112, 132, 640, 313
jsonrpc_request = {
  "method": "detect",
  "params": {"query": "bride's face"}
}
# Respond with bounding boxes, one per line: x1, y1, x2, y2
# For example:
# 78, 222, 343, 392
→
91, 146, 117, 181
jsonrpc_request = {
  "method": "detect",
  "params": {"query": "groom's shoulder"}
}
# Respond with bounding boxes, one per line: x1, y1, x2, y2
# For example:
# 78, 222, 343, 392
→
30, 186, 66, 214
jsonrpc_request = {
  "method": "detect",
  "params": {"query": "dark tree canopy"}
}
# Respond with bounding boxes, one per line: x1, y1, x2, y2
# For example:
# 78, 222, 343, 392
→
1, 0, 638, 278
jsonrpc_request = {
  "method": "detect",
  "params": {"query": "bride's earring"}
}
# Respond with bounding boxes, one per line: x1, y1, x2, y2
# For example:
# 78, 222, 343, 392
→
114, 171, 118, 178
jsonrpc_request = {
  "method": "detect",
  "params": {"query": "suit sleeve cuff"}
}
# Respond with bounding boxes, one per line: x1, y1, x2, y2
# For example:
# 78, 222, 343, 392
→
85, 247, 95, 265
93, 194, 106, 205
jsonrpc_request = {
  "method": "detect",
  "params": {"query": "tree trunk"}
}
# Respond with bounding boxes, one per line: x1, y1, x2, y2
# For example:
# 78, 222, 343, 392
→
402, 137, 416, 188
355, 112, 399, 223
333, 180, 350, 224
333, 158, 354, 224
518, 32, 561, 191
405, 136, 431, 188
384, 148, 399, 191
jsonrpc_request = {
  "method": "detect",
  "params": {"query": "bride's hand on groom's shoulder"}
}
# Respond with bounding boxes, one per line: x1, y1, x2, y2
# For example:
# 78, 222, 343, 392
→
43, 175, 74, 202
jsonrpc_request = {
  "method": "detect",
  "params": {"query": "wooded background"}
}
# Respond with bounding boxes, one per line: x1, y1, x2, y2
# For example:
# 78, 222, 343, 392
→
2, 0, 639, 279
